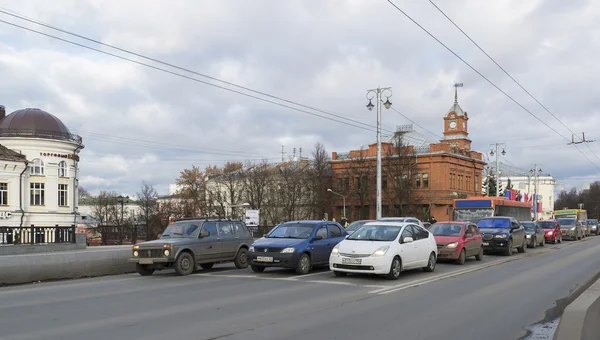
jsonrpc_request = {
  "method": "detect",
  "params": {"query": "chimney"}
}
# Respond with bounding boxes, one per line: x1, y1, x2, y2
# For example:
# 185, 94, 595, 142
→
0, 105, 5, 120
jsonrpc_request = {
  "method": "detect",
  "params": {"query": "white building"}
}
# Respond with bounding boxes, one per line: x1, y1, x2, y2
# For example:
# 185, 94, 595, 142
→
486, 162, 556, 220
0, 106, 84, 227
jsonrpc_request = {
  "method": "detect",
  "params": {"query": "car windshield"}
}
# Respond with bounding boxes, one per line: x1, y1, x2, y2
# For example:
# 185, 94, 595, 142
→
347, 225, 402, 241
588, 220, 598, 226
538, 222, 555, 229
558, 219, 576, 226
477, 218, 510, 228
453, 208, 494, 222
521, 223, 536, 231
346, 221, 370, 231
429, 223, 463, 236
267, 223, 315, 239
378, 217, 406, 222
161, 222, 200, 237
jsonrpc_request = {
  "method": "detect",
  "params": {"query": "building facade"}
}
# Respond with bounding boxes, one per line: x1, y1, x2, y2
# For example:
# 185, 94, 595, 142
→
329, 95, 487, 221
0, 106, 84, 228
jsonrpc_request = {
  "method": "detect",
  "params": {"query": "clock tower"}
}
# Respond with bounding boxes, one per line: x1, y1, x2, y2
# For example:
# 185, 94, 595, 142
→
442, 83, 471, 150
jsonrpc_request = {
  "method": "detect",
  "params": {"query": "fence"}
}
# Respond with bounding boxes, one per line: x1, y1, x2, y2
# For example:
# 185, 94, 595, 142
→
0, 225, 76, 245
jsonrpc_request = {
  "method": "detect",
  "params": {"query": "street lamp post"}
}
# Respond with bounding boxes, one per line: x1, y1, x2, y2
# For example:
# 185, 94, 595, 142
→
529, 166, 542, 220
117, 195, 130, 242
489, 143, 506, 196
366, 87, 392, 220
327, 188, 346, 219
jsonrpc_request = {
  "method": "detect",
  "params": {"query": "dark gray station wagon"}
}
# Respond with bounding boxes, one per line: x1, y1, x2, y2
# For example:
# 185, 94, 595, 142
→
129, 218, 253, 276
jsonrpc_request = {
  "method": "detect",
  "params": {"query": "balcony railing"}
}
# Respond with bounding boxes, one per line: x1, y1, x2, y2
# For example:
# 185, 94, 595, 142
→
0, 225, 76, 245
0, 128, 82, 144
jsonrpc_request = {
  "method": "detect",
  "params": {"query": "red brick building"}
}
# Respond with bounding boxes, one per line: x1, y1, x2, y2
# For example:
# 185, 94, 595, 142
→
329, 96, 486, 221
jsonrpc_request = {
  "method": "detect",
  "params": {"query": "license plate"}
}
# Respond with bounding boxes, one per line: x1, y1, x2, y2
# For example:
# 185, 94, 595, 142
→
139, 259, 153, 264
342, 258, 362, 265
483, 242, 489, 246
256, 256, 273, 262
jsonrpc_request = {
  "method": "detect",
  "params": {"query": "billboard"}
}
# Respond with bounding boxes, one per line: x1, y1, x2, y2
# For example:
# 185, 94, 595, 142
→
245, 209, 259, 227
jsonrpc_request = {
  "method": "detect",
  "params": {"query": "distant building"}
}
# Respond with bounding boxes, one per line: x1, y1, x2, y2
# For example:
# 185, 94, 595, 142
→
329, 92, 487, 221
0, 106, 84, 227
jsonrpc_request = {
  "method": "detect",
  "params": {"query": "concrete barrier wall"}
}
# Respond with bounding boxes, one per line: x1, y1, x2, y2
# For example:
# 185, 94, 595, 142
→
555, 277, 600, 340
0, 233, 87, 256
0, 245, 135, 286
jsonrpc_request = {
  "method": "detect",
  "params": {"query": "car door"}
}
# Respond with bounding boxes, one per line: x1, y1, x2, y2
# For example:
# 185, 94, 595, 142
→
399, 226, 417, 268
217, 221, 238, 259
471, 224, 483, 254
409, 225, 430, 266
536, 224, 544, 244
195, 221, 222, 262
463, 225, 476, 257
511, 219, 524, 247
310, 225, 331, 265
327, 224, 345, 252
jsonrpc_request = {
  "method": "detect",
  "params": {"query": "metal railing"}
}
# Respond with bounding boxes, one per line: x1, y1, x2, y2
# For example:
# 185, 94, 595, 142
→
0, 225, 76, 245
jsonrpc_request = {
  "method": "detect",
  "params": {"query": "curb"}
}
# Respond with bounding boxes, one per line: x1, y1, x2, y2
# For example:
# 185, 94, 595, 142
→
554, 274, 600, 340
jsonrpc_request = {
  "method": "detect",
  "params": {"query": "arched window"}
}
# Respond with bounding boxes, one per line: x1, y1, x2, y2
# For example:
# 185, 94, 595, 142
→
29, 159, 44, 175
58, 161, 68, 177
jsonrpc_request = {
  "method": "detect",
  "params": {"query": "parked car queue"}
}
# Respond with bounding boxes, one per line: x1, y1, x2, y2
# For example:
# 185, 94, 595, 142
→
128, 215, 597, 280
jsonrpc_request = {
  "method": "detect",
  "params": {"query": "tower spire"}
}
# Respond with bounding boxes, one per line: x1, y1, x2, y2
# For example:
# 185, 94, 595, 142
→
453, 82, 463, 104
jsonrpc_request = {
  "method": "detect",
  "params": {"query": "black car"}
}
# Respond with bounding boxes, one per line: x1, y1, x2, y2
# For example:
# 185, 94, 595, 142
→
520, 221, 545, 248
476, 217, 526, 256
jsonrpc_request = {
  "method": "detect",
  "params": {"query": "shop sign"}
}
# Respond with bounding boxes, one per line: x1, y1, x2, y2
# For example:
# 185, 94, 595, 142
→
39, 152, 80, 161
0, 211, 13, 219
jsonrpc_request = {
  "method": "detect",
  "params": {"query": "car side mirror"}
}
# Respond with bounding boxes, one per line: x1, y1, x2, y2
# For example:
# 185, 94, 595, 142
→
313, 235, 323, 241
263, 234, 268, 238
157, 234, 162, 238
402, 237, 413, 243
199, 231, 210, 238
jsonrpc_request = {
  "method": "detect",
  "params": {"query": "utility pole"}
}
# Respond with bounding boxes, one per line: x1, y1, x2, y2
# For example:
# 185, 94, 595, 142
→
530, 165, 542, 220
366, 87, 393, 219
299, 147, 302, 159
281, 145, 284, 162
489, 143, 506, 196
567, 133, 596, 145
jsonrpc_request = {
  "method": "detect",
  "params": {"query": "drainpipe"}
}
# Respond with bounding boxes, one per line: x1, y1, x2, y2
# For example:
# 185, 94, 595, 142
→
72, 145, 83, 227
19, 160, 29, 229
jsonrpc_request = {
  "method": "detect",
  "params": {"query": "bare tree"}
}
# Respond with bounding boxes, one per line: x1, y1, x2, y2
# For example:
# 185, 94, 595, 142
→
307, 142, 332, 219
176, 165, 208, 216
136, 181, 159, 240
78, 186, 90, 200
242, 160, 271, 210
382, 133, 417, 217
90, 191, 123, 245
221, 162, 244, 218
344, 147, 373, 220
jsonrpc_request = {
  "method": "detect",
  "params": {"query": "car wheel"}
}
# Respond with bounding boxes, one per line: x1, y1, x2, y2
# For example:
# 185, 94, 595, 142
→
200, 263, 214, 270
136, 264, 154, 276
333, 271, 347, 277
386, 256, 402, 280
475, 246, 483, 261
295, 253, 311, 275
234, 247, 249, 269
174, 252, 194, 276
456, 249, 466, 265
504, 240, 513, 256
518, 239, 526, 253
540, 238, 545, 247
251, 265, 265, 273
423, 252, 436, 272
529, 238, 536, 248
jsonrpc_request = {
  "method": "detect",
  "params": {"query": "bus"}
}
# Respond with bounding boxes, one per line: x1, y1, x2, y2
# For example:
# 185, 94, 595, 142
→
452, 197, 532, 222
553, 209, 588, 221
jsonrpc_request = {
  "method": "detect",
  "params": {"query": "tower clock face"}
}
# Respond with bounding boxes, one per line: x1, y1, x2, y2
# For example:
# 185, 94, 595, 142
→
449, 120, 457, 129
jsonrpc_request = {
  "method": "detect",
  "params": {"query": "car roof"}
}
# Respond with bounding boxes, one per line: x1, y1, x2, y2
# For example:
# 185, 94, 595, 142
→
433, 221, 467, 224
281, 220, 334, 225
364, 221, 412, 227
480, 216, 511, 220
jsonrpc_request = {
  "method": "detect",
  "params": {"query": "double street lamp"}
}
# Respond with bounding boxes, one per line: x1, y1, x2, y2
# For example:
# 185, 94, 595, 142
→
489, 143, 506, 196
117, 195, 131, 241
327, 188, 346, 219
366, 87, 392, 220
529, 166, 542, 220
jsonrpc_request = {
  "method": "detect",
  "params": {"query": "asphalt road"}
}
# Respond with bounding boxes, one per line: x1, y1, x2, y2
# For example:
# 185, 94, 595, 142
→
2, 237, 600, 340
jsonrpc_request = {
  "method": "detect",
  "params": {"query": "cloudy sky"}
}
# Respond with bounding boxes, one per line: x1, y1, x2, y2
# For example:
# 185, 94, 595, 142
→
0, 0, 598, 196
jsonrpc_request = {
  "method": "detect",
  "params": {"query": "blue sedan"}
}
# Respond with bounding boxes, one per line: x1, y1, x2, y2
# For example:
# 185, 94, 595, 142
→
248, 220, 348, 274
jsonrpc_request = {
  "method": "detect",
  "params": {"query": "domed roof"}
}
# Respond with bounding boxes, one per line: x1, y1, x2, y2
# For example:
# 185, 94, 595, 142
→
0, 108, 82, 144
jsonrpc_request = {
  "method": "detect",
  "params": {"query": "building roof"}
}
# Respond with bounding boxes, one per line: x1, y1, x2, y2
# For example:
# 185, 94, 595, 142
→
0, 108, 82, 144
0, 144, 26, 162
447, 102, 464, 115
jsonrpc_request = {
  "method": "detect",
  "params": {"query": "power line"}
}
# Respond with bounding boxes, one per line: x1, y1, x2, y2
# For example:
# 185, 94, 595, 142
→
0, 9, 402, 136
385, 0, 600, 172
0, 19, 395, 136
389, 106, 442, 140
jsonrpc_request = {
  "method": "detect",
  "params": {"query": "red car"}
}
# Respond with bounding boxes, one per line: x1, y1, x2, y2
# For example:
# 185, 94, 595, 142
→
430, 221, 483, 265
537, 220, 563, 243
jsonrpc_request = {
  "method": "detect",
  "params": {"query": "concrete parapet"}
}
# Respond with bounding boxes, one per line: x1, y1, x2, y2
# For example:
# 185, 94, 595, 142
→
0, 233, 87, 256
555, 276, 600, 340
0, 245, 134, 285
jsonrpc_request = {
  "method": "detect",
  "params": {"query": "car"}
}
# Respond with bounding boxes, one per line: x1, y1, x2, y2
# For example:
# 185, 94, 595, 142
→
129, 218, 253, 276
520, 221, 545, 248
329, 221, 437, 280
345, 220, 375, 235
248, 220, 348, 275
378, 216, 426, 228
587, 219, 599, 236
557, 218, 583, 240
423, 222, 432, 229
537, 219, 563, 243
429, 221, 483, 264
477, 217, 526, 256
581, 220, 591, 237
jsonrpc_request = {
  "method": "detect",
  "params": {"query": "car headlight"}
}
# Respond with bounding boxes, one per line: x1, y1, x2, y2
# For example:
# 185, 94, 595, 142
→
133, 250, 139, 257
372, 245, 390, 257
526, 235, 531, 238
163, 249, 170, 256
495, 234, 508, 238
331, 244, 340, 255
445, 242, 458, 249
249, 246, 255, 252
281, 247, 295, 253
571, 227, 576, 231
547, 231, 553, 235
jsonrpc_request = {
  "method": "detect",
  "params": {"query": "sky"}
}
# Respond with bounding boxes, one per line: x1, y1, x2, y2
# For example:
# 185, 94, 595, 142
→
0, 0, 598, 197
